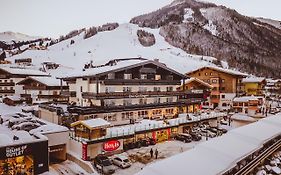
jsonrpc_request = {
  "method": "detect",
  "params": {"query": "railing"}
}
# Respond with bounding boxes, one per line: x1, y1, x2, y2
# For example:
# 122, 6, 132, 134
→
60, 91, 76, 97
67, 99, 204, 114
82, 90, 205, 99
38, 94, 62, 99
0, 89, 15, 93
23, 86, 46, 90
103, 79, 181, 85
0, 82, 15, 86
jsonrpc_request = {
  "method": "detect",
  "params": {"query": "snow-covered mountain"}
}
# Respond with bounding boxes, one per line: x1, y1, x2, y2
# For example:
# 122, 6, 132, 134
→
131, 0, 281, 78
5, 23, 221, 77
0, 31, 40, 43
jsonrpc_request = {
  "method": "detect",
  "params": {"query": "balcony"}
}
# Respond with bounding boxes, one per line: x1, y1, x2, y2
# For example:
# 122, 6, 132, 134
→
38, 94, 63, 99
82, 91, 184, 99
23, 86, 46, 90
60, 91, 76, 97
0, 89, 15, 94
82, 90, 205, 99
0, 82, 15, 86
67, 99, 203, 115
103, 79, 181, 85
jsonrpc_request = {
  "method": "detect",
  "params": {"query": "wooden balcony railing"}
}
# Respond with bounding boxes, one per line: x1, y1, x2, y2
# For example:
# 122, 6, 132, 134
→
60, 91, 76, 97
0, 89, 15, 94
0, 82, 15, 86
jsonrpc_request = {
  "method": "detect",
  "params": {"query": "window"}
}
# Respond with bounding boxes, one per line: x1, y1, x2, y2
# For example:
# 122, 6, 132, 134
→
10, 87, 13, 90
4, 80, 7, 83
221, 95, 225, 99
221, 79, 225, 83
207, 79, 210, 83
198, 73, 201, 76
210, 72, 213, 76
139, 98, 147, 104
105, 87, 115, 93
205, 72, 208, 76
123, 99, 132, 106
107, 73, 115, 79
104, 100, 115, 106
139, 87, 147, 92
104, 114, 117, 121
153, 87, 160, 92
154, 97, 161, 103
39, 91, 42, 95
122, 112, 134, 120
80, 86, 83, 92
166, 75, 173, 80
212, 79, 217, 83
138, 111, 148, 119
123, 87, 132, 92
166, 86, 173, 92
0, 80, 2, 82
152, 109, 162, 115
166, 108, 174, 114
166, 97, 173, 103
124, 73, 132, 80
140, 74, 147, 80
10, 79, 13, 83
53, 91, 58, 95
155, 75, 161, 80
222, 103, 227, 107
221, 87, 225, 91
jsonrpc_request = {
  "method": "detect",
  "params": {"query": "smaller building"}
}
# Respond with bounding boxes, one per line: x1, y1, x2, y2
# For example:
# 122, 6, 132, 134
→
17, 76, 68, 104
232, 96, 264, 117
0, 112, 69, 174
3, 95, 23, 106
242, 77, 266, 96
71, 118, 110, 140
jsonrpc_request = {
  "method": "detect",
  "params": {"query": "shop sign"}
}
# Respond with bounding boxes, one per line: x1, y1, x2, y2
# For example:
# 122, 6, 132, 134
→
6, 145, 27, 158
103, 140, 120, 152
82, 143, 88, 161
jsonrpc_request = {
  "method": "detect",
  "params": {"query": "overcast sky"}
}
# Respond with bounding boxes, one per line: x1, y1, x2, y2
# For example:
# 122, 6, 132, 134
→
0, 0, 280, 38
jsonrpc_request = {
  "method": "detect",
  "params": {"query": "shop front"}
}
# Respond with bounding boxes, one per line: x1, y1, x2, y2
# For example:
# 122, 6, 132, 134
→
0, 140, 49, 175
152, 128, 171, 143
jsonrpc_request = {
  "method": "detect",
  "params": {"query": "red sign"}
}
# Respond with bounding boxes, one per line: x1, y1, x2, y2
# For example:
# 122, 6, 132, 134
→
82, 143, 88, 160
103, 140, 120, 152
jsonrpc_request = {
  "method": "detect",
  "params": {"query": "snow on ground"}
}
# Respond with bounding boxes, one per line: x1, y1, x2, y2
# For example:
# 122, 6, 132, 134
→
41, 160, 91, 175
113, 140, 207, 175
0, 31, 40, 43
7, 23, 217, 77
0, 102, 23, 115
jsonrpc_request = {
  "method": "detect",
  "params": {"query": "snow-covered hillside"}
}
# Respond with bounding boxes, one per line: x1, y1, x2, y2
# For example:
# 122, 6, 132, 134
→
6, 23, 220, 77
0, 31, 40, 43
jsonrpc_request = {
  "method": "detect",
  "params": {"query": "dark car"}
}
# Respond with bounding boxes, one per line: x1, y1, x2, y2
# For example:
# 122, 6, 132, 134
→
190, 132, 202, 141
92, 155, 115, 174
174, 133, 192, 143
139, 139, 150, 147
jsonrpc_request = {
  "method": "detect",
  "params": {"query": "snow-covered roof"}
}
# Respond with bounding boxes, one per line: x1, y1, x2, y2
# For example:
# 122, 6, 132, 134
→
184, 77, 213, 88
233, 96, 260, 102
63, 58, 187, 79
18, 76, 66, 86
71, 118, 110, 129
0, 107, 68, 147
242, 77, 266, 83
187, 66, 248, 77
0, 66, 48, 76
136, 113, 281, 175
4, 95, 22, 101
231, 113, 257, 122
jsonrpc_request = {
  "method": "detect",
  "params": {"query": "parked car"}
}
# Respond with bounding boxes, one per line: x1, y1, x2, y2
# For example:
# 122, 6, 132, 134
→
174, 133, 192, 143
217, 127, 228, 134
92, 155, 115, 174
112, 155, 131, 169
190, 132, 202, 141
139, 139, 150, 147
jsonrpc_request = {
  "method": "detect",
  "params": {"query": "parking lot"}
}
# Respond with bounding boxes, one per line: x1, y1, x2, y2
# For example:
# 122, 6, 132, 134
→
109, 122, 233, 175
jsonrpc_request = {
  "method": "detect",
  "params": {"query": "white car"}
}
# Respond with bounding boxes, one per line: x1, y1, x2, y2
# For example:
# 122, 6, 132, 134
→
112, 155, 131, 169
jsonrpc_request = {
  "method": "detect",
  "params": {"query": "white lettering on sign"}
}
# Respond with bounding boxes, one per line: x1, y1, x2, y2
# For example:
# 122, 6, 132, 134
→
6, 145, 27, 158
103, 140, 120, 151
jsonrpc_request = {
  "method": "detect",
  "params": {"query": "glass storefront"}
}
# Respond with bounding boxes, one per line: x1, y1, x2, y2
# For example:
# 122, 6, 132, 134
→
0, 155, 34, 175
